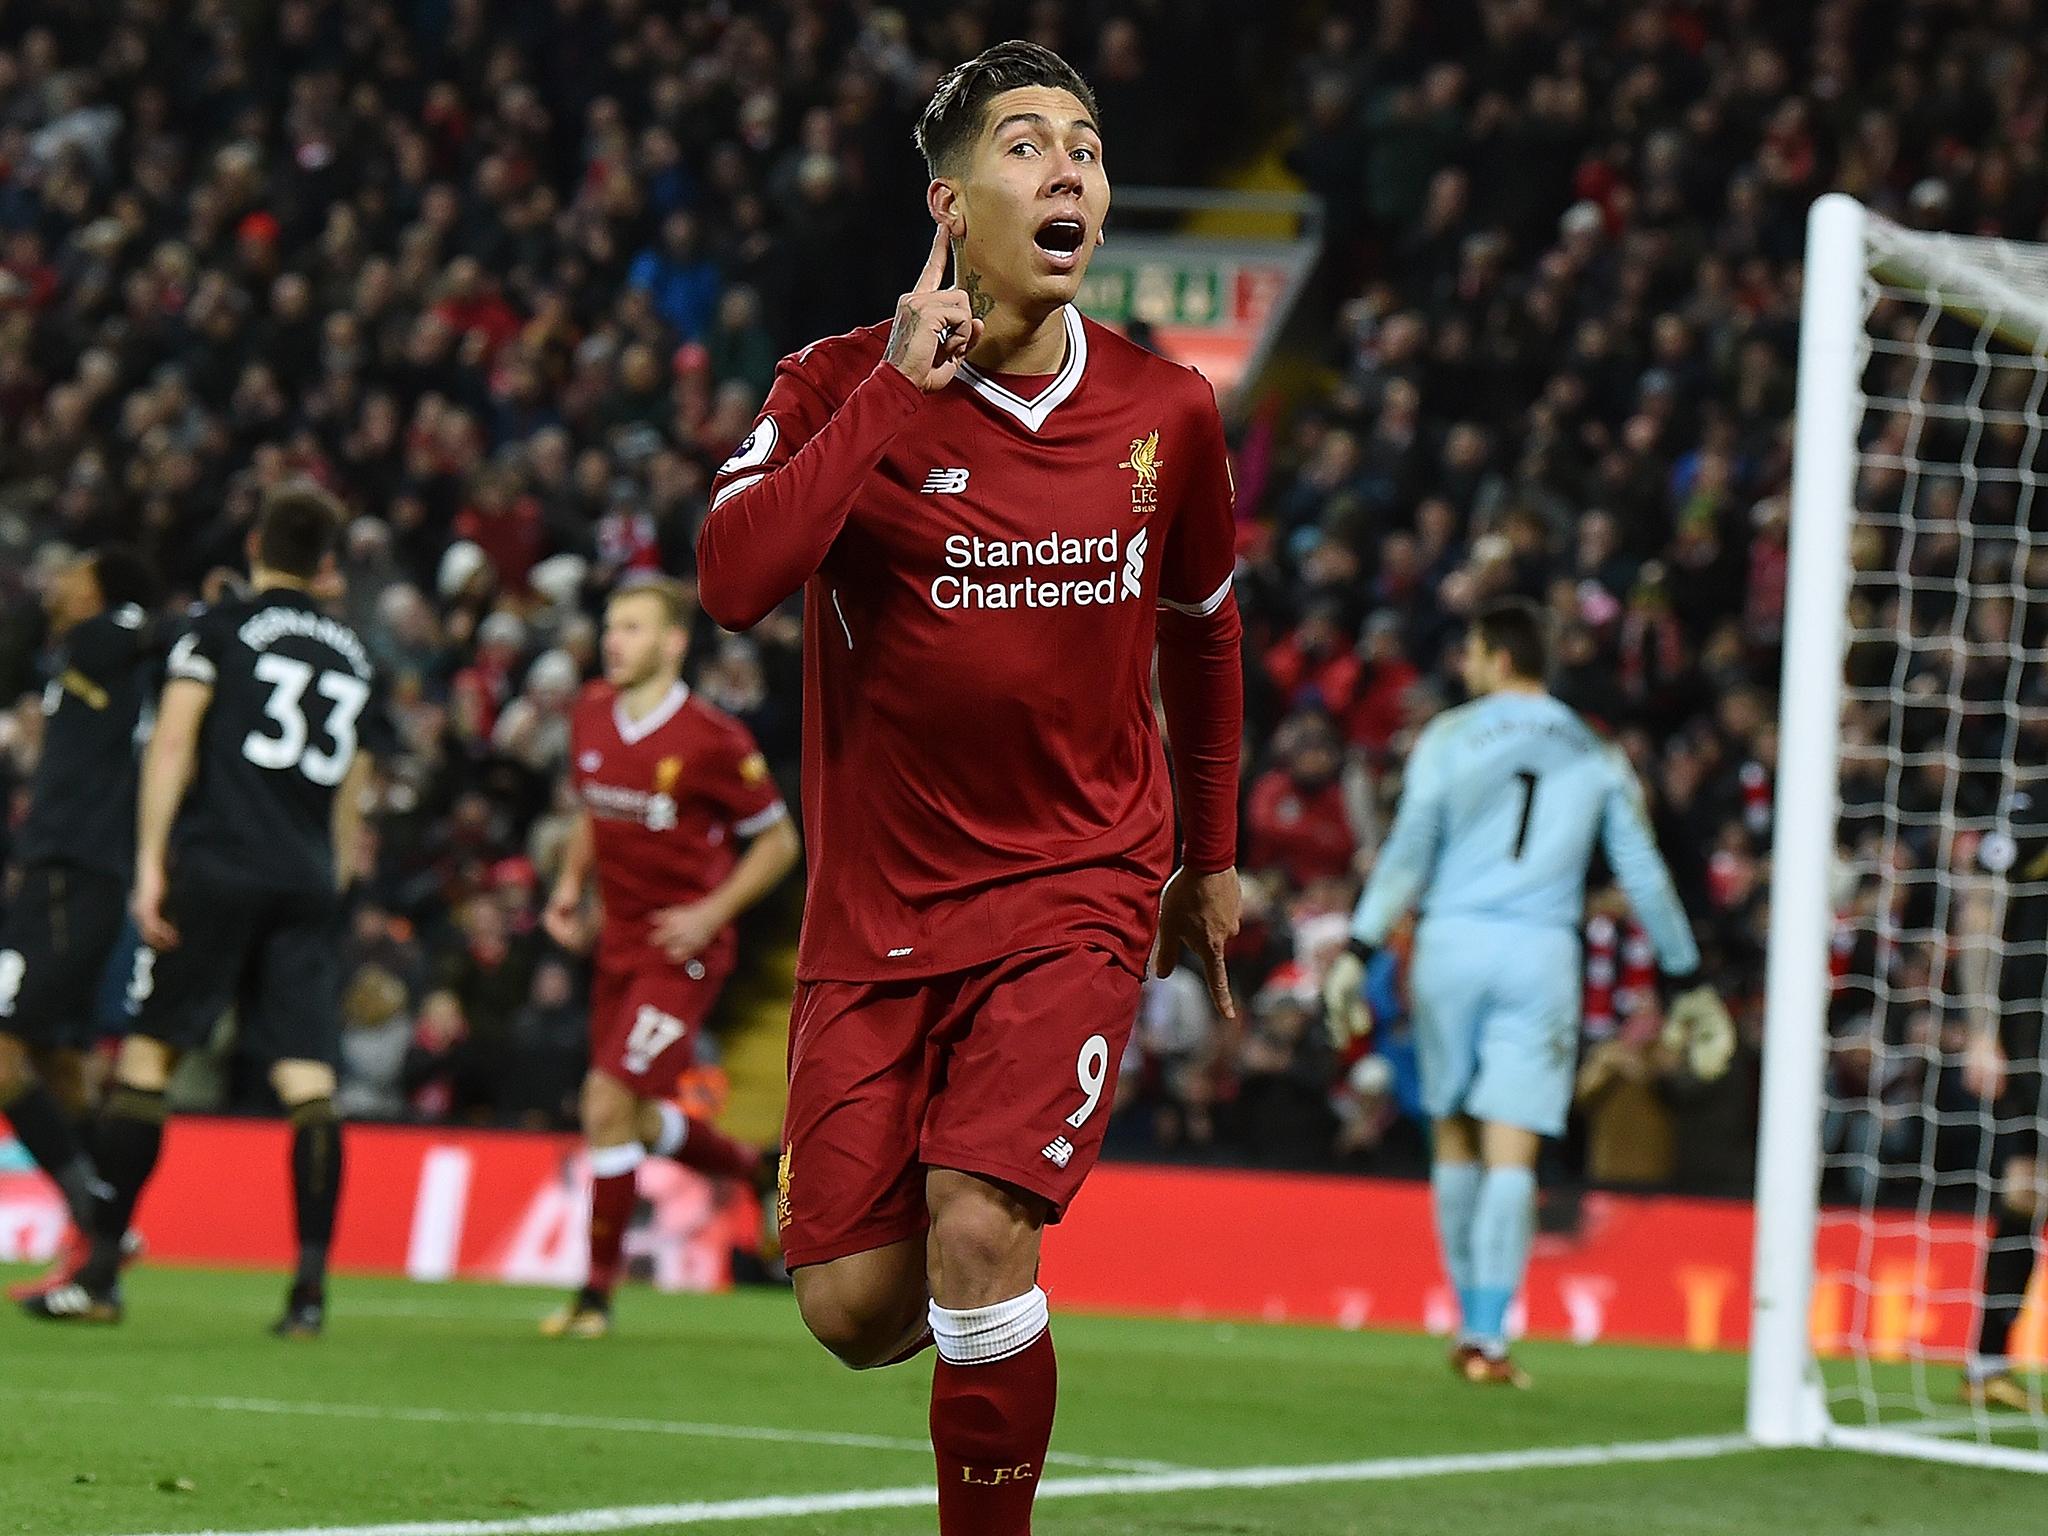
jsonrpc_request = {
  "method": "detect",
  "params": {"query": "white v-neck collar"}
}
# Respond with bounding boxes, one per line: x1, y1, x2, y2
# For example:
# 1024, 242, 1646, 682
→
957, 306, 1087, 433
615, 681, 688, 745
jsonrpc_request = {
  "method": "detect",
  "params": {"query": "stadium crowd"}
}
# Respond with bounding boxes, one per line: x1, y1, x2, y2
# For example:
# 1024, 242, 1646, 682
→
0, 0, 2034, 1194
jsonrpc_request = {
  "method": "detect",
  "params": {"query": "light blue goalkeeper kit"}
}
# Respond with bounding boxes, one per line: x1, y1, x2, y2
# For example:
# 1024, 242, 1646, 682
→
1351, 689, 1699, 1138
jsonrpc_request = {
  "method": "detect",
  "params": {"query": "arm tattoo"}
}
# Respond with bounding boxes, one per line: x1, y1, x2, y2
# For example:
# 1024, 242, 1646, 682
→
960, 267, 996, 322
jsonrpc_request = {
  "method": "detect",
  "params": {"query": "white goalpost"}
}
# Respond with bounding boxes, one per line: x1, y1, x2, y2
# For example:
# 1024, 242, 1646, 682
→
1750, 192, 2048, 1471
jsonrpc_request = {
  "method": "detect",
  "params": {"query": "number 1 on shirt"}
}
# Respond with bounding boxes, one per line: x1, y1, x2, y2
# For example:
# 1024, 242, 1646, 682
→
1511, 769, 1540, 859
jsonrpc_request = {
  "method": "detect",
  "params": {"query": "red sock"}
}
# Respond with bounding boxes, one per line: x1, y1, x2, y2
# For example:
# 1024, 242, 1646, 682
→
930, 1290, 1056, 1536
669, 1115, 764, 1184
585, 1144, 644, 1296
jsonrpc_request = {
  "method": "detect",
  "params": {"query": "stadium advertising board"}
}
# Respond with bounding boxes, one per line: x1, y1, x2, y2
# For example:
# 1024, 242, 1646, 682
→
1, 1119, 2039, 1362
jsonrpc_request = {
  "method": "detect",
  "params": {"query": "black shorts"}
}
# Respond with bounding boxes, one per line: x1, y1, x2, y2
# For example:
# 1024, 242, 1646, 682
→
0, 863, 127, 1049
124, 880, 343, 1067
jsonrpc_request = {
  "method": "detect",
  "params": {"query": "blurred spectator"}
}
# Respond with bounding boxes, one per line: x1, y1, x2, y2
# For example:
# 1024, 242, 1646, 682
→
1246, 713, 1356, 887
338, 966, 413, 1123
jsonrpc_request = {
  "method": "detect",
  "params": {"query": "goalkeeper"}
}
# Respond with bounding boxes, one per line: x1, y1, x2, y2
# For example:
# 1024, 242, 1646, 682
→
1324, 600, 1718, 1387
1961, 779, 2048, 1412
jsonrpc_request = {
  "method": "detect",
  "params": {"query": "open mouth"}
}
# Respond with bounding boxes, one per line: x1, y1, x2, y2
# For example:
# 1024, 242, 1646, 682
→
1034, 217, 1086, 256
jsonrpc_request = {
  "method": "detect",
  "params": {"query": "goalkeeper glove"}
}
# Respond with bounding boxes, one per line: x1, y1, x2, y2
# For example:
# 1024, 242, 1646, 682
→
1663, 981, 1737, 1081
1323, 940, 1377, 1047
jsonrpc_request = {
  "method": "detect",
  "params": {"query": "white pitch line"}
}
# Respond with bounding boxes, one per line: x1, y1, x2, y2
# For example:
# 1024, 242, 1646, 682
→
101, 1432, 1757, 1536
19, 1388, 1177, 1473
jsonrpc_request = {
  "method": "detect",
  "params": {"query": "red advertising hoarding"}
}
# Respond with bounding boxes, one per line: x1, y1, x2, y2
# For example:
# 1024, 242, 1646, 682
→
1, 1118, 2041, 1361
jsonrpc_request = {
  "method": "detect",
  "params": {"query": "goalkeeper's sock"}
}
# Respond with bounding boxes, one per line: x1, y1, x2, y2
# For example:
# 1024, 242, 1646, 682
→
929, 1287, 1055, 1536
1430, 1159, 1482, 1340
1970, 1203, 2040, 1377
585, 1142, 645, 1297
1468, 1165, 1537, 1357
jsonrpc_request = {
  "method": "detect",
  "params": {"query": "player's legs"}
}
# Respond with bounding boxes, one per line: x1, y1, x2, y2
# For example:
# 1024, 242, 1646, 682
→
0, 866, 122, 1242
243, 895, 348, 1336
917, 947, 1140, 1536
1464, 1118, 1540, 1383
31, 1032, 184, 1320
924, 1168, 1057, 1536
551, 953, 768, 1334
1411, 919, 1490, 1359
1458, 927, 1578, 1385
791, 1236, 932, 1367
1968, 1146, 2044, 1405
0, 1030, 107, 1237
270, 1056, 343, 1335
1430, 1113, 1483, 1355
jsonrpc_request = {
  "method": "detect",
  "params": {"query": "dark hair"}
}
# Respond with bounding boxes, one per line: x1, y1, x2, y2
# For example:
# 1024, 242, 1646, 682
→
256, 481, 343, 579
1473, 597, 1550, 681
89, 545, 160, 613
610, 573, 694, 629
915, 41, 1099, 178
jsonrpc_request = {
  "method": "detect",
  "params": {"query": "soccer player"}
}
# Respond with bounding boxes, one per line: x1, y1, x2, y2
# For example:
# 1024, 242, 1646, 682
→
24, 484, 383, 1335
1959, 775, 2048, 1411
1327, 599, 1711, 1387
0, 547, 158, 1298
696, 41, 1243, 1536
537, 576, 799, 1339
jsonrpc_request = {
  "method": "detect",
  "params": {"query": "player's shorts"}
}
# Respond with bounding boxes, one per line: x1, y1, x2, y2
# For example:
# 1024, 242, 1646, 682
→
778, 944, 1142, 1270
588, 942, 732, 1096
1410, 915, 1582, 1138
0, 863, 127, 1049
124, 879, 343, 1065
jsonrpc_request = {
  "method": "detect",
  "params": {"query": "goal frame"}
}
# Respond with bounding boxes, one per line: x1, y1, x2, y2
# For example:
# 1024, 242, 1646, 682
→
1746, 193, 2048, 1472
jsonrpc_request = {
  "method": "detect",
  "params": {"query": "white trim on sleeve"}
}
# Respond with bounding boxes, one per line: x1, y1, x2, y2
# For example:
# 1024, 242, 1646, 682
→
733, 801, 789, 838
1157, 573, 1234, 618
711, 471, 767, 510
166, 632, 217, 684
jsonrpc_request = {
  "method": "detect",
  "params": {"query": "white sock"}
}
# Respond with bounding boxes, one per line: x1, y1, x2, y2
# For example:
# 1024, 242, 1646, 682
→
649, 1102, 687, 1157
588, 1142, 646, 1178
929, 1287, 1049, 1365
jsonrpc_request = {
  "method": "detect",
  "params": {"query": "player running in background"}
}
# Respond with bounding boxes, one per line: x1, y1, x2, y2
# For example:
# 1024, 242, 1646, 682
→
697, 41, 1243, 1536
538, 576, 798, 1339
1959, 771, 2048, 1411
25, 484, 384, 1336
0, 547, 159, 1299
1327, 599, 1716, 1387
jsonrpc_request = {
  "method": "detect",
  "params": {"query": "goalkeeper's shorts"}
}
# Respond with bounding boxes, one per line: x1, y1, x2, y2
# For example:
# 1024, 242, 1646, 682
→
1409, 915, 1579, 1138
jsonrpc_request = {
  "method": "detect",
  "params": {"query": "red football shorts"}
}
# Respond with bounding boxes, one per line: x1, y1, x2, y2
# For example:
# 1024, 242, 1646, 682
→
777, 944, 1142, 1270
588, 942, 732, 1096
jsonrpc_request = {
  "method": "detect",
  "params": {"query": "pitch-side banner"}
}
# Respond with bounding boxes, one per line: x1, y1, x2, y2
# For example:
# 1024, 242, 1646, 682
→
0, 1119, 2039, 1359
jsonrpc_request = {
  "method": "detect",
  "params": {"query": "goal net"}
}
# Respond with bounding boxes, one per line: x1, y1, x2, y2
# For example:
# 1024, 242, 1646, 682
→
1751, 194, 2048, 1471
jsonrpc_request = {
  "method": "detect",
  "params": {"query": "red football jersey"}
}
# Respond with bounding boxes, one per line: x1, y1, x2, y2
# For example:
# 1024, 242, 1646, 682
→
569, 680, 787, 961
699, 308, 1241, 983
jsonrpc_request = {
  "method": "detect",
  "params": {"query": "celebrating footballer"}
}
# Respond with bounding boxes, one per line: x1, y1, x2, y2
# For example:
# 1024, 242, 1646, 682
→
697, 39, 1244, 1536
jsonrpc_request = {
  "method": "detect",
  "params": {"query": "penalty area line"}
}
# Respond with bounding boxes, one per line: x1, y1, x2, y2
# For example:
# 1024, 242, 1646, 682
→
102, 1432, 1757, 1536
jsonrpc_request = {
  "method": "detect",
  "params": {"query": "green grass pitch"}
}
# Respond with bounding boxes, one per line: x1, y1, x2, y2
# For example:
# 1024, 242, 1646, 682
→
0, 1264, 2031, 1535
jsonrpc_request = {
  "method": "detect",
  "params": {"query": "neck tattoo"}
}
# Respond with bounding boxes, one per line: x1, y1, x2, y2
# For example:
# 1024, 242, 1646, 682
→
960, 266, 997, 322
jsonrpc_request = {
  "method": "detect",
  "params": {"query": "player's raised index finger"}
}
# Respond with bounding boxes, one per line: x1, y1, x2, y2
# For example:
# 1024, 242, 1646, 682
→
914, 224, 950, 293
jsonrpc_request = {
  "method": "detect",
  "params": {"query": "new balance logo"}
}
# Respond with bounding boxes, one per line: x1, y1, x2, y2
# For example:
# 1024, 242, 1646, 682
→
1121, 528, 1148, 600
921, 468, 970, 494
1041, 1136, 1074, 1169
